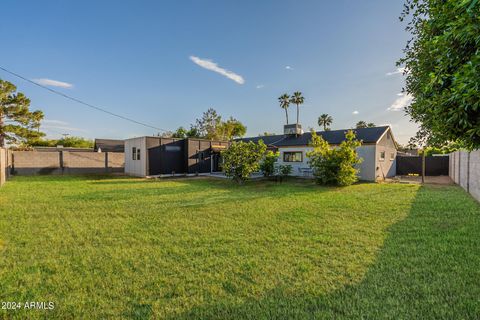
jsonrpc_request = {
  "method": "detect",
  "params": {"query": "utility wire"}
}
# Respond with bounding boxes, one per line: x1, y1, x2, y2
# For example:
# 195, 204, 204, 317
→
0, 65, 169, 132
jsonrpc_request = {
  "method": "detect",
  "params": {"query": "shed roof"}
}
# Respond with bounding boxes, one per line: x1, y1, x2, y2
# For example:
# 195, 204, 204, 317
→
237, 126, 390, 147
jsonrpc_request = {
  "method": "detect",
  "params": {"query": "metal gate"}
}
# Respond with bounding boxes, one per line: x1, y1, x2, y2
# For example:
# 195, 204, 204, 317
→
396, 155, 449, 176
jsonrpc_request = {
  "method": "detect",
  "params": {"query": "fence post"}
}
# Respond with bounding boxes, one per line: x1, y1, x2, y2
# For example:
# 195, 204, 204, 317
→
467, 151, 470, 193
105, 152, 109, 173
59, 151, 64, 174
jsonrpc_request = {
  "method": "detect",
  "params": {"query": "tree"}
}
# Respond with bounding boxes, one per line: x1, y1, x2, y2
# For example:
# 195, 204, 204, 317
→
0, 79, 44, 147
307, 130, 362, 186
355, 121, 375, 129
221, 140, 267, 183
191, 108, 246, 140
259, 150, 279, 177
172, 127, 188, 138
193, 108, 222, 139
278, 94, 290, 124
260, 132, 276, 136
290, 92, 305, 126
318, 114, 333, 131
217, 117, 247, 140
400, 0, 480, 150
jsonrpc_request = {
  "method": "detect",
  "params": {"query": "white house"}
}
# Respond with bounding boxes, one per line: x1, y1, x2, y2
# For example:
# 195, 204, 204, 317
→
239, 125, 397, 181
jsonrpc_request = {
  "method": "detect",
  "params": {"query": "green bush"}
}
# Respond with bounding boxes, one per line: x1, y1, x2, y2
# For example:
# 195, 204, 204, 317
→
278, 164, 292, 177
259, 151, 279, 177
221, 140, 267, 183
307, 130, 362, 186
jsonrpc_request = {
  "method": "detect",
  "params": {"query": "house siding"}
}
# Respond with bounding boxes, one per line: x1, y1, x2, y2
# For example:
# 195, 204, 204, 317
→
124, 137, 147, 177
277, 145, 377, 181
375, 129, 397, 180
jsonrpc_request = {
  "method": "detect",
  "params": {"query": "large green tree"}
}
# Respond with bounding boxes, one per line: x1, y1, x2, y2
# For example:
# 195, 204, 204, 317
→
0, 79, 44, 147
400, 0, 480, 150
221, 140, 266, 183
191, 108, 246, 140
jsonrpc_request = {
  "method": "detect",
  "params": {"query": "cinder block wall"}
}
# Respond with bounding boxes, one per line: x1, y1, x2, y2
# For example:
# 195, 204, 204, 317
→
0, 148, 6, 186
11, 151, 125, 175
108, 152, 125, 170
449, 150, 480, 202
12, 151, 62, 175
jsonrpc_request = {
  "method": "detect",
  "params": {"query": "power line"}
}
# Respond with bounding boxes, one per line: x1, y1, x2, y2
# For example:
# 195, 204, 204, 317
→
0, 65, 169, 132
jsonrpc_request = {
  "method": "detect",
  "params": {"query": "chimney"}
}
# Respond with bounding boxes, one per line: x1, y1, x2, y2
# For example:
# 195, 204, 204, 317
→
284, 124, 303, 136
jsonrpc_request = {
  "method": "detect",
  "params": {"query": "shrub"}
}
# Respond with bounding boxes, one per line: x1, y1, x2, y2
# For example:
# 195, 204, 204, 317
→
259, 151, 279, 177
278, 164, 292, 177
306, 130, 362, 186
221, 140, 267, 184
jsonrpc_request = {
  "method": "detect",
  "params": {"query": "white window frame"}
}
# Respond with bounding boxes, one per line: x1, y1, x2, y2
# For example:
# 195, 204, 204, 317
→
379, 151, 385, 161
283, 151, 303, 162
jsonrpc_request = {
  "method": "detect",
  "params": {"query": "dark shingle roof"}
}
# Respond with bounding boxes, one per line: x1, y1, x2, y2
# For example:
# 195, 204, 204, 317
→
94, 139, 125, 152
237, 126, 390, 147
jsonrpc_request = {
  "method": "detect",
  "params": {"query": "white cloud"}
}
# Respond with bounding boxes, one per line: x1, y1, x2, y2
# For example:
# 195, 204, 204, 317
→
41, 119, 86, 132
189, 56, 244, 84
352, 110, 359, 115
42, 119, 69, 125
285, 66, 293, 70
386, 67, 406, 76
388, 93, 413, 111
397, 92, 404, 96
32, 78, 73, 88
256, 84, 264, 89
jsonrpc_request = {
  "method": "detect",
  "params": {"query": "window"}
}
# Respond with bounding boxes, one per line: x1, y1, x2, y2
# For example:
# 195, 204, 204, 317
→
283, 151, 303, 162
390, 152, 395, 161
137, 148, 141, 160
132, 147, 137, 160
165, 145, 181, 152
379, 151, 385, 161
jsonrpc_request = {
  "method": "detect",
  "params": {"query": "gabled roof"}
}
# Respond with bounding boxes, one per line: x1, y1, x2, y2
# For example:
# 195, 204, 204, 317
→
94, 139, 125, 152
237, 126, 391, 147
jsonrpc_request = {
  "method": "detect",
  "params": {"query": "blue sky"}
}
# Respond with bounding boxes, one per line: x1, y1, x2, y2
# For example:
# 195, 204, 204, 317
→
0, 0, 417, 143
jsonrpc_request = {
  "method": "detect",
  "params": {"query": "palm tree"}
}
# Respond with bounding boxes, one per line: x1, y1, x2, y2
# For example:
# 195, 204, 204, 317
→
318, 114, 333, 131
356, 121, 376, 129
278, 94, 290, 124
290, 91, 305, 126
355, 121, 368, 128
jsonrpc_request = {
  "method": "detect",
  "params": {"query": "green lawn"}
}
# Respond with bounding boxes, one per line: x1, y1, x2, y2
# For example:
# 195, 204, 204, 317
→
0, 176, 479, 319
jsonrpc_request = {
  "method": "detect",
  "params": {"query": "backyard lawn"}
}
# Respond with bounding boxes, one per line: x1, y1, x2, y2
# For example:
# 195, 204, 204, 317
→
0, 175, 479, 319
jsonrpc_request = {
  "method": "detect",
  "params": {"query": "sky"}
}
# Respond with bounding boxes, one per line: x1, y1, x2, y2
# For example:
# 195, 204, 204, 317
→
0, 0, 418, 144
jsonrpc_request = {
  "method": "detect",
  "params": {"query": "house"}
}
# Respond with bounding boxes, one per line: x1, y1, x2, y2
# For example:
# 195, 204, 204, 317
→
238, 125, 397, 181
124, 136, 229, 177
94, 139, 125, 153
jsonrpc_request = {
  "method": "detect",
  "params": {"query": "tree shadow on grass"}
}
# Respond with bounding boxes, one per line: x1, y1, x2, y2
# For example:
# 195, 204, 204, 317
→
162, 185, 480, 320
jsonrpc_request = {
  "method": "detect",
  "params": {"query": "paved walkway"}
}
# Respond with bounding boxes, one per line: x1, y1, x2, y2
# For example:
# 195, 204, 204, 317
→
392, 175, 453, 185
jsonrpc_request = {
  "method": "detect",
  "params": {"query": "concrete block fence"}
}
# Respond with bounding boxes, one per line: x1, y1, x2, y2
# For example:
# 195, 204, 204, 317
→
450, 150, 480, 202
10, 150, 124, 175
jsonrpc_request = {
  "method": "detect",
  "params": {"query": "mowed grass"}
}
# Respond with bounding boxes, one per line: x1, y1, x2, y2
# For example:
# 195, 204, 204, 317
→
0, 176, 479, 319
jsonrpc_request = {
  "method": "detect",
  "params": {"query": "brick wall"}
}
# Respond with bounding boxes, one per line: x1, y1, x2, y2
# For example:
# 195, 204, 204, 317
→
11, 150, 124, 175
450, 150, 480, 202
